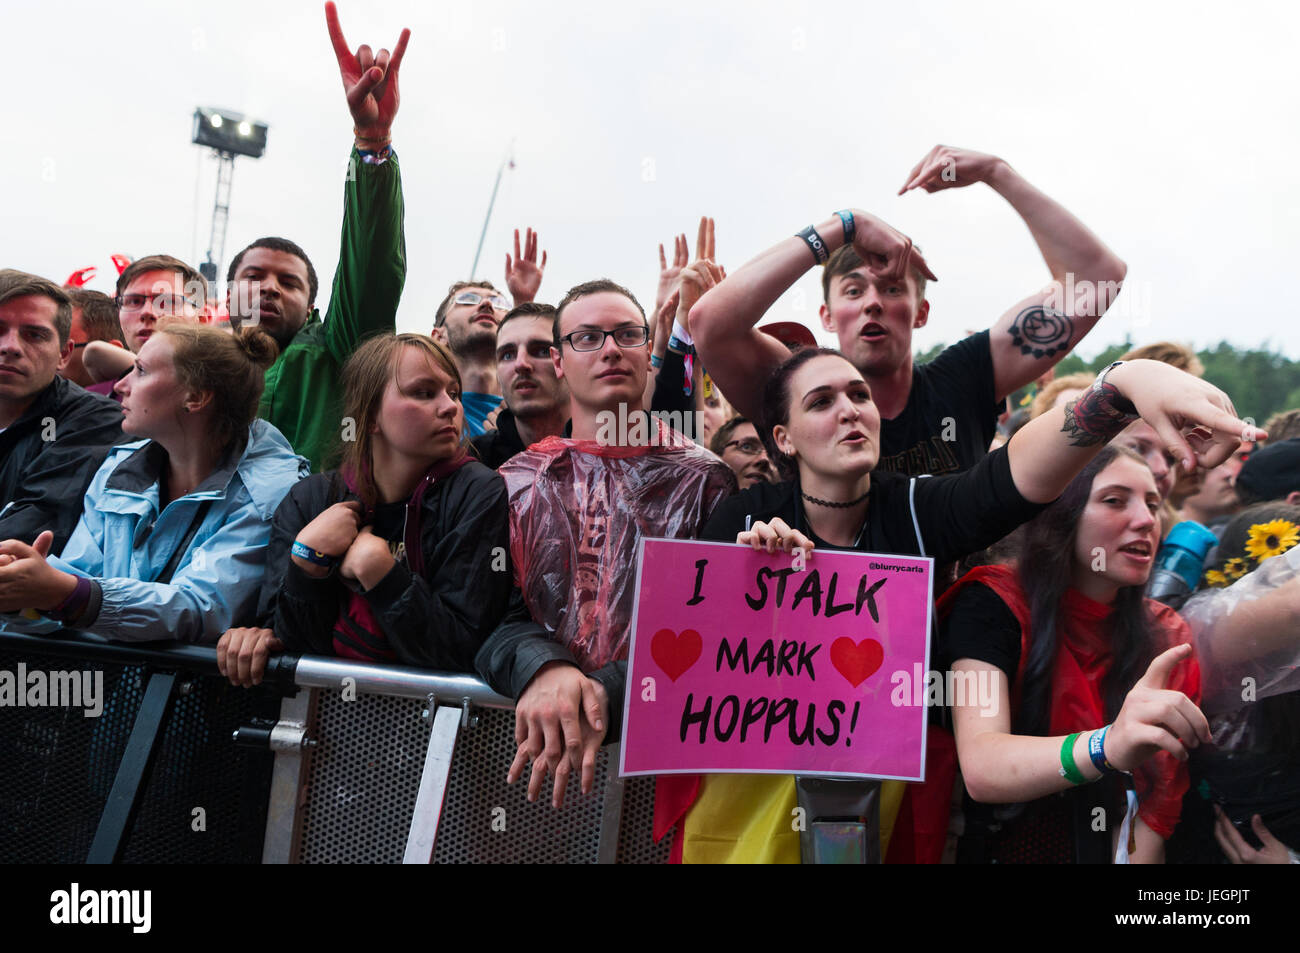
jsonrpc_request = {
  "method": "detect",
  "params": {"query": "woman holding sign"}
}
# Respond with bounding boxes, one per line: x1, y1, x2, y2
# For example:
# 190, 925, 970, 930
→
939, 446, 1201, 863
658, 349, 1259, 864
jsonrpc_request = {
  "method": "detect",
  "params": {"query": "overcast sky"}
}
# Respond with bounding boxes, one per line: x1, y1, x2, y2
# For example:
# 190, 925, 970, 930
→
5, 0, 1298, 359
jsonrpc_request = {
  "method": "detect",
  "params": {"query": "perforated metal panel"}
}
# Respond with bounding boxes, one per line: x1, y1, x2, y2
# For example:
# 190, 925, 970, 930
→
295, 690, 671, 863
0, 647, 274, 863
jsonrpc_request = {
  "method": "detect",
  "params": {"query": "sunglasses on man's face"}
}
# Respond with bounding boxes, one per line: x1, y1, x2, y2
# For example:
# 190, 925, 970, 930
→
454, 291, 510, 311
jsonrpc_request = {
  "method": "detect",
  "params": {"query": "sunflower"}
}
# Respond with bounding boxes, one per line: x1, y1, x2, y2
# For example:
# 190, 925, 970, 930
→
1244, 520, 1300, 562
1203, 569, 1230, 588
1223, 556, 1251, 580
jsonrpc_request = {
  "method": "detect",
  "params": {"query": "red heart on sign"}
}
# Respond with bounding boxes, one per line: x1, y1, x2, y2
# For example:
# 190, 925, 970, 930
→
651, 628, 703, 682
830, 637, 884, 688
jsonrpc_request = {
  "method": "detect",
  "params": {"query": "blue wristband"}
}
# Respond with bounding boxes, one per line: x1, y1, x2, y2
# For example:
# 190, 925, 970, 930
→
1088, 724, 1123, 775
650, 353, 664, 368
835, 210, 855, 243
796, 225, 829, 264
667, 334, 694, 355
292, 540, 336, 568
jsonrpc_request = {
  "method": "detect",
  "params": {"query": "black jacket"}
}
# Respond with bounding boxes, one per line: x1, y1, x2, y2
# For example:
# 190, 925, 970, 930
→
470, 408, 528, 470
263, 461, 512, 673
0, 376, 126, 553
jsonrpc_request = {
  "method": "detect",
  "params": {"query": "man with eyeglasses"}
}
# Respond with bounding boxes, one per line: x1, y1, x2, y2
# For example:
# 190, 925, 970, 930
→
0, 271, 125, 554
433, 228, 548, 438
476, 279, 735, 808
471, 302, 568, 468
79, 254, 208, 400
709, 416, 778, 489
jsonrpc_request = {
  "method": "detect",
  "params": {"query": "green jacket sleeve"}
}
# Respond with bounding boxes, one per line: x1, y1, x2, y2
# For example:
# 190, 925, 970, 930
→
322, 147, 407, 365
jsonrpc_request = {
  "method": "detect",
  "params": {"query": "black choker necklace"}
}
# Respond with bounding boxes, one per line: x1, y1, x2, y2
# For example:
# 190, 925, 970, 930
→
801, 488, 870, 508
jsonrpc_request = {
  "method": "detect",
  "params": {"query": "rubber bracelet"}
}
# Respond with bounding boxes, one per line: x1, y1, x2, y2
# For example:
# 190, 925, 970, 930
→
44, 574, 92, 623
650, 353, 664, 369
668, 334, 694, 355
292, 540, 336, 568
1059, 731, 1088, 785
796, 225, 829, 264
835, 209, 855, 243
1088, 723, 1124, 775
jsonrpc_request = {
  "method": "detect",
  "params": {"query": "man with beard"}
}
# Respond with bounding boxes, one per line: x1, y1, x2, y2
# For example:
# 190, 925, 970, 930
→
224, 3, 409, 472
433, 228, 547, 438
471, 302, 568, 467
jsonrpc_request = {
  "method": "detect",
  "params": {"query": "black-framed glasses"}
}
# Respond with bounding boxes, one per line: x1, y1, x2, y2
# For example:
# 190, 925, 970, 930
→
115, 293, 195, 314
559, 325, 649, 352
723, 438, 766, 457
454, 291, 510, 311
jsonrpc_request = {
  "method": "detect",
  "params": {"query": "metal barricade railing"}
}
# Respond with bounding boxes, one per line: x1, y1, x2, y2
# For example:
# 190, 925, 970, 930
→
0, 631, 670, 864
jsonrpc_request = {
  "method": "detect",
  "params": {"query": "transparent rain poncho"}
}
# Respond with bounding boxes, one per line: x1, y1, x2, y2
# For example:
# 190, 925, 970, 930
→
500, 421, 736, 671
1181, 543, 1300, 718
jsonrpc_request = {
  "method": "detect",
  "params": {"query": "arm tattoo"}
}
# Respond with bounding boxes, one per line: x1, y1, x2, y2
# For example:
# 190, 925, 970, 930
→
1061, 383, 1139, 447
1008, 306, 1074, 359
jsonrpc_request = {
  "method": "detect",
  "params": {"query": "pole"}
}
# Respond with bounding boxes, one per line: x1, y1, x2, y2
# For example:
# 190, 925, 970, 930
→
469, 144, 514, 280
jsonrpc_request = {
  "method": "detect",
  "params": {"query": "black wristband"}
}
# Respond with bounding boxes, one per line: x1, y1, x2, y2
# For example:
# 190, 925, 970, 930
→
796, 225, 830, 264
835, 210, 855, 244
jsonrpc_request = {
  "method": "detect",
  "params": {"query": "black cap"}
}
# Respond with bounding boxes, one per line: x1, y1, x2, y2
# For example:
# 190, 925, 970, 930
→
1237, 437, 1300, 501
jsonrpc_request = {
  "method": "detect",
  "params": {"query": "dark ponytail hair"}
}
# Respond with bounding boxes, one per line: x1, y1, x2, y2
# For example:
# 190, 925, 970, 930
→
1015, 444, 1158, 736
757, 346, 850, 481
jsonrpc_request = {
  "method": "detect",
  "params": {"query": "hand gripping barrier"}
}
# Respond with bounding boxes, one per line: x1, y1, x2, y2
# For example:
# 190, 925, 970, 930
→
0, 630, 669, 864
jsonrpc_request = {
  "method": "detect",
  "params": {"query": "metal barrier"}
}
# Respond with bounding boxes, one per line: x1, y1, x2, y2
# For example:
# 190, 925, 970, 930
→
0, 631, 670, 864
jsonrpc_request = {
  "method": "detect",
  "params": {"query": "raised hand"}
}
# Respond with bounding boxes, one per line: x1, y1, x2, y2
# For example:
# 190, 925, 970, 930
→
694, 215, 716, 262
851, 210, 938, 284
1105, 643, 1209, 771
655, 233, 689, 317
325, 1, 410, 142
898, 144, 1003, 195
504, 227, 547, 305
1106, 361, 1267, 473
677, 260, 725, 338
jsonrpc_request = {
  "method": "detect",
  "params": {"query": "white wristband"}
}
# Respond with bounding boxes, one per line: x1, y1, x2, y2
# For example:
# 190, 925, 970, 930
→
671, 321, 694, 348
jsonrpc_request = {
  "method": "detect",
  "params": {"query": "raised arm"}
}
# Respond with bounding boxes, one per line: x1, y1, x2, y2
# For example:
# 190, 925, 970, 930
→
1005, 359, 1263, 504
900, 145, 1127, 400
321, 1, 409, 362
691, 210, 933, 419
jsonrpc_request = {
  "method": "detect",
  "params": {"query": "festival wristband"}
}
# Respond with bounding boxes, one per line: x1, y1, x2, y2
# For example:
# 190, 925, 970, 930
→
1058, 732, 1088, 785
835, 209, 855, 244
671, 320, 694, 348
650, 353, 664, 369
1092, 361, 1138, 417
667, 334, 694, 355
42, 574, 92, 623
292, 540, 337, 568
1088, 724, 1124, 775
796, 225, 829, 264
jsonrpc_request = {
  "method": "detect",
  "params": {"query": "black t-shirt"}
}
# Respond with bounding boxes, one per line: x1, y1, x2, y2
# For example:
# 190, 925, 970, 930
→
875, 330, 1002, 476
937, 581, 1021, 678
700, 443, 1045, 565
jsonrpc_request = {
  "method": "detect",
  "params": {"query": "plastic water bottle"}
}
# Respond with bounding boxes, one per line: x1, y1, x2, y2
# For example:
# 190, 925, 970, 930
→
1147, 521, 1219, 608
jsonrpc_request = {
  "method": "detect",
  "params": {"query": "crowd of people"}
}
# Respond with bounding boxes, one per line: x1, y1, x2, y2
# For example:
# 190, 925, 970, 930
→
2, 3, 1298, 865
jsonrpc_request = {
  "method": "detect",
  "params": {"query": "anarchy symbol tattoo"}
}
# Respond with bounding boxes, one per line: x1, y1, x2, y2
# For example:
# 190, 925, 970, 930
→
1008, 306, 1073, 359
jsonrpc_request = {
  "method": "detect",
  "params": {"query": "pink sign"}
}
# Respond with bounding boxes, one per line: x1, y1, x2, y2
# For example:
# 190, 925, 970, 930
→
619, 538, 932, 782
